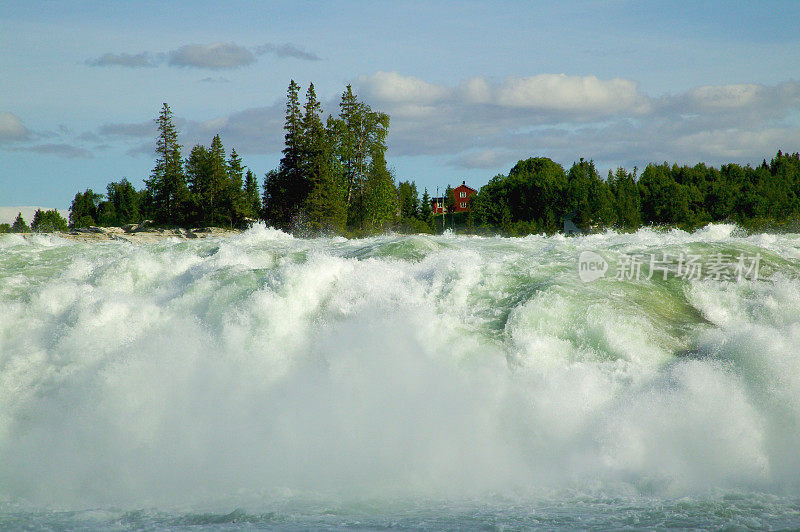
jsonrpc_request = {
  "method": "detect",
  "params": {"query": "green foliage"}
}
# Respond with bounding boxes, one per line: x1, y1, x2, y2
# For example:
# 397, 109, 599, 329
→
302, 83, 346, 233
69, 189, 102, 227
96, 201, 117, 226
261, 80, 393, 235
0, 223, 10, 233
609, 167, 641, 229
243, 169, 261, 220
420, 188, 433, 227
329, 85, 390, 231
363, 148, 397, 231
31, 209, 68, 232
263, 80, 307, 230
397, 181, 419, 219
11, 212, 29, 232
144, 103, 188, 225
106, 179, 141, 225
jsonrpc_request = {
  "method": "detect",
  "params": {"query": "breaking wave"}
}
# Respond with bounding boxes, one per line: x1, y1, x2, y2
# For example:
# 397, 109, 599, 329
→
1, 224, 800, 515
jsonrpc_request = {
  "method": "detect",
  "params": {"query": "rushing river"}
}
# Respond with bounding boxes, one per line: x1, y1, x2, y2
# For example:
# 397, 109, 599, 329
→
1, 224, 800, 530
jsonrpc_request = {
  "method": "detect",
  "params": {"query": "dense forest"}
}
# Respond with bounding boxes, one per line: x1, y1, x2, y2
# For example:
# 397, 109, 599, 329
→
5, 80, 799, 236
467, 152, 800, 235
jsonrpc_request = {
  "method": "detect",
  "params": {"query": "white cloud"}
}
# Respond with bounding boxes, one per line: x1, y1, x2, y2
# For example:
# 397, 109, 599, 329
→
359, 71, 450, 105
458, 77, 492, 104
494, 74, 650, 114
0, 112, 31, 143
168, 42, 255, 70
351, 73, 800, 171
448, 149, 517, 169
671, 127, 800, 160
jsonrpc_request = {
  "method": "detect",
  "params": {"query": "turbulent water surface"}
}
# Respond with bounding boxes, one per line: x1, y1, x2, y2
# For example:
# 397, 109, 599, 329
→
2, 225, 800, 530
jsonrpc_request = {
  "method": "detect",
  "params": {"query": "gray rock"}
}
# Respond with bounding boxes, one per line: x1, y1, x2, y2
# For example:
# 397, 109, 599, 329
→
75, 226, 107, 234
132, 220, 155, 233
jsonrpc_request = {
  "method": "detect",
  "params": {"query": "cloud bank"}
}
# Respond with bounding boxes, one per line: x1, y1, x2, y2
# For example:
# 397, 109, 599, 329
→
168, 43, 255, 70
86, 42, 321, 70
255, 43, 321, 61
30, 71, 798, 172
353, 72, 800, 170
11, 143, 94, 159
86, 52, 157, 68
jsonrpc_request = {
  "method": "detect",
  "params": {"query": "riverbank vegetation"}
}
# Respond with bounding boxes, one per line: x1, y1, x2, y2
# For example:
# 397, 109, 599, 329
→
54, 80, 800, 237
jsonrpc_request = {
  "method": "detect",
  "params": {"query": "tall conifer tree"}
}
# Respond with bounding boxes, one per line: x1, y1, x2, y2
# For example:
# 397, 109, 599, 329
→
302, 83, 346, 232
264, 80, 306, 229
145, 103, 187, 225
243, 169, 261, 219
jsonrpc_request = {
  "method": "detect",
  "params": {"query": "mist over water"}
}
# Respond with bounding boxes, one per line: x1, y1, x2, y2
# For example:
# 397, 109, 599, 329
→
2, 225, 800, 528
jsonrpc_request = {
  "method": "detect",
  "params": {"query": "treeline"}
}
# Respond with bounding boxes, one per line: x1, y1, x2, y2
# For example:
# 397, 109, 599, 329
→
60, 81, 799, 236
66, 83, 436, 235
0, 209, 68, 233
467, 152, 800, 234
69, 103, 261, 229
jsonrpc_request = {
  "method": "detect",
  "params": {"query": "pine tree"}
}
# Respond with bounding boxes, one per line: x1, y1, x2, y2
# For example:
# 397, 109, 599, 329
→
144, 103, 188, 225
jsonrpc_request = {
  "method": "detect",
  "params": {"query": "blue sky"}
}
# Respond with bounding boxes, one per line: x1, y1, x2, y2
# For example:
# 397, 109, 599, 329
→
2, 0, 800, 221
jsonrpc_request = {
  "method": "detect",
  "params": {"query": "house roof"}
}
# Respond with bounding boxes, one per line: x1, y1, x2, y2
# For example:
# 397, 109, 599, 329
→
454, 181, 477, 192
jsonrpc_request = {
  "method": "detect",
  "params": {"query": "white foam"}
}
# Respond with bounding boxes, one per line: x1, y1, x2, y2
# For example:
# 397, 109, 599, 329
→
1, 225, 798, 507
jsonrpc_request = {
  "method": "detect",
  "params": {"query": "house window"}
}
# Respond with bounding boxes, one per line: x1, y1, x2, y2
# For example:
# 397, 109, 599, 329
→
460, 191, 466, 198
460, 202, 466, 208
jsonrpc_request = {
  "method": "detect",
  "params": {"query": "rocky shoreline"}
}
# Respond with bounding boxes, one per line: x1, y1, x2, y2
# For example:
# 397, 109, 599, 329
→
17, 220, 243, 243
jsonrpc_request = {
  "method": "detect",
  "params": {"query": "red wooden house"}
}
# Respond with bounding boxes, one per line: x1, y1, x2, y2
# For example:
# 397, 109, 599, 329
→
431, 181, 477, 214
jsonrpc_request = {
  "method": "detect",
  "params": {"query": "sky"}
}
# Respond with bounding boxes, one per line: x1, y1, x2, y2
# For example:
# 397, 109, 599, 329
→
2, 0, 800, 222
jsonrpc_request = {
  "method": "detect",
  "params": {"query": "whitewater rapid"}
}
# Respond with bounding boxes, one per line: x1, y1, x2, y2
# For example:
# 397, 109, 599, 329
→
1, 225, 799, 526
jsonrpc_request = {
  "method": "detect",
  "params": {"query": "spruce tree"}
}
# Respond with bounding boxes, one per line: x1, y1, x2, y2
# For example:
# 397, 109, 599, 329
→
107, 179, 141, 225
11, 212, 29, 232
223, 147, 246, 227
363, 147, 397, 232
264, 80, 306, 229
185, 144, 211, 225
145, 103, 188, 225
420, 188, 433, 227
207, 134, 228, 225
243, 169, 261, 219
302, 83, 346, 232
